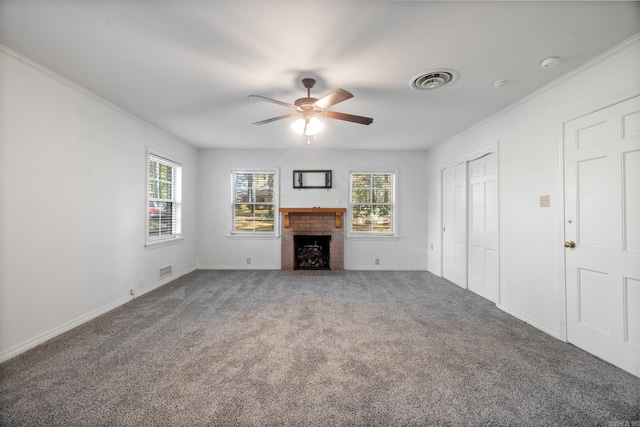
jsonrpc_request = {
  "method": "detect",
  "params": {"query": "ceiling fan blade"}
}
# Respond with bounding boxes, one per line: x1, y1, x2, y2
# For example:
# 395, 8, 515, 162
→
314, 89, 353, 109
248, 95, 297, 109
252, 113, 299, 125
323, 111, 373, 125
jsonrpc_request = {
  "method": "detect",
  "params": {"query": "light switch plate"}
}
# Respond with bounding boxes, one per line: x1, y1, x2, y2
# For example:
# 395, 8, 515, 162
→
540, 195, 551, 207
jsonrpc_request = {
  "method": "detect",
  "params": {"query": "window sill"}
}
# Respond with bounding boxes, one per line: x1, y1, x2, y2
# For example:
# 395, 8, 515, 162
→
226, 233, 280, 240
145, 235, 184, 249
346, 234, 399, 241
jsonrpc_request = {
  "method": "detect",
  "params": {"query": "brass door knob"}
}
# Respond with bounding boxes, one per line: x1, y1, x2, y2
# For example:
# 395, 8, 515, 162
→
564, 241, 576, 248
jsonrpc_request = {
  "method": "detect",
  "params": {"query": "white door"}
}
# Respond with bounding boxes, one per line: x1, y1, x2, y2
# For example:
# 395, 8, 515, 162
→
442, 163, 467, 288
468, 153, 499, 303
564, 95, 640, 376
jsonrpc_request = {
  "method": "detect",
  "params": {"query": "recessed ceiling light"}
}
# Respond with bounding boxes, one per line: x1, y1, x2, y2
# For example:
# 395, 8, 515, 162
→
493, 80, 509, 88
410, 69, 459, 91
541, 56, 560, 69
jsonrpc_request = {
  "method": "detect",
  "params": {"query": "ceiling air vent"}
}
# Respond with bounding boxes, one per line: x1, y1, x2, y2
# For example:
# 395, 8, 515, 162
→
410, 70, 459, 90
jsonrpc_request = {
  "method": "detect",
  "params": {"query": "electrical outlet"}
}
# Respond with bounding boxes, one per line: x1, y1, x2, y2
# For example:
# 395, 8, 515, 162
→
130, 289, 134, 296
246, 258, 251, 264
375, 258, 380, 265
540, 195, 551, 207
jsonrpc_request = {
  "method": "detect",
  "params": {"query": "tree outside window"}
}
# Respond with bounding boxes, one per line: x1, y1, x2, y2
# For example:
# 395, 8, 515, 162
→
232, 171, 277, 234
350, 172, 395, 234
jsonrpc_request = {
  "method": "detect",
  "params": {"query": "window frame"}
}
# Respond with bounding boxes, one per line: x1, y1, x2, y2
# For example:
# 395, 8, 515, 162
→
229, 168, 279, 237
348, 170, 397, 238
146, 151, 183, 246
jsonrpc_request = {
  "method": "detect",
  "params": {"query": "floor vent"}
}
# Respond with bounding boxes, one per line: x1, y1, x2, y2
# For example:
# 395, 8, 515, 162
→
159, 265, 172, 279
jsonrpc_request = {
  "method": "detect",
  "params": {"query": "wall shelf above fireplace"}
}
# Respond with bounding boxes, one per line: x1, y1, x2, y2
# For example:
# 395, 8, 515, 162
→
279, 208, 347, 229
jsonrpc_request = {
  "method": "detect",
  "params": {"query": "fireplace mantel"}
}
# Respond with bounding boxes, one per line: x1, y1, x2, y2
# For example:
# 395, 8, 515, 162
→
279, 207, 347, 229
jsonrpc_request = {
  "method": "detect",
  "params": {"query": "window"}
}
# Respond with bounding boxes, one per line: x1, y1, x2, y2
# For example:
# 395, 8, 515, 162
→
350, 171, 396, 235
147, 153, 182, 244
231, 170, 278, 234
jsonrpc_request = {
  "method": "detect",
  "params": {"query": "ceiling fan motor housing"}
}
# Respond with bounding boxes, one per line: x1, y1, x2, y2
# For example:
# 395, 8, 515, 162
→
295, 97, 320, 110
250, 77, 373, 127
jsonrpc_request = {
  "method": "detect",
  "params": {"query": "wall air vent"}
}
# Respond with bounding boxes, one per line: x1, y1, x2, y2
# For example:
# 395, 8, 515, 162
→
159, 265, 172, 279
410, 69, 459, 90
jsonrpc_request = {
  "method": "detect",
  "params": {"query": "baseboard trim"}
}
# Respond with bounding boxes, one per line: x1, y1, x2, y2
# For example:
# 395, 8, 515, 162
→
0, 295, 130, 364
198, 265, 428, 271
134, 266, 197, 298
345, 265, 428, 271
197, 264, 279, 270
0, 266, 197, 364
497, 303, 561, 340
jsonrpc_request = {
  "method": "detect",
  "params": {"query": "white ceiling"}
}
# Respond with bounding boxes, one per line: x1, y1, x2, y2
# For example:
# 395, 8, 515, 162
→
1, 1, 639, 151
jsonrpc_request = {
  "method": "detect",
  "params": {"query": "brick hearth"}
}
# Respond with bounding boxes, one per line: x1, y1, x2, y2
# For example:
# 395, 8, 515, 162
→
280, 208, 346, 271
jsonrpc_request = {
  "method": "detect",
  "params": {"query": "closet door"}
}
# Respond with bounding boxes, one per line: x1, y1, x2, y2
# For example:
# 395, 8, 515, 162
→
442, 163, 467, 288
467, 153, 499, 303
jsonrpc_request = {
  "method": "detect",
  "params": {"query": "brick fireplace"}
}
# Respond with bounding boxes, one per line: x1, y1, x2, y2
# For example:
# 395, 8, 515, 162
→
280, 208, 346, 271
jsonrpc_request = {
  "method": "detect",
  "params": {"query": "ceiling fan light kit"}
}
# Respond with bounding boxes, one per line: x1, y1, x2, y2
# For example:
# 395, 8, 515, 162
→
291, 116, 324, 136
249, 78, 373, 143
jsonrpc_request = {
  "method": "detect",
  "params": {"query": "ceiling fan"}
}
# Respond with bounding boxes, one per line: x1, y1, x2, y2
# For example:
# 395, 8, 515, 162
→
249, 78, 373, 136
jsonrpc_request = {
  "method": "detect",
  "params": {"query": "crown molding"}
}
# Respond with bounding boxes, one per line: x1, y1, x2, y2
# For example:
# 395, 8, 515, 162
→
429, 32, 640, 153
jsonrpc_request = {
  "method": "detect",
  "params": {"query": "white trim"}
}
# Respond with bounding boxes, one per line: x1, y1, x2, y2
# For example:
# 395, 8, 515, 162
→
0, 43, 197, 152
198, 266, 429, 271
438, 144, 498, 284
498, 303, 561, 340
438, 145, 498, 172
495, 143, 502, 307
0, 266, 196, 363
561, 92, 640, 127
346, 266, 428, 271
227, 232, 279, 238
346, 235, 399, 241
557, 113, 569, 343
135, 266, 197, 297
347, 169, 398, 238
0, 295, 129, 363
428, 33, 640, 155
197, 264, 280, 270
145, 235, 184, 248
146, 150, 183, 246
556, 91, 640, 343
225, 234, 280, 240
229, 167, 280, 237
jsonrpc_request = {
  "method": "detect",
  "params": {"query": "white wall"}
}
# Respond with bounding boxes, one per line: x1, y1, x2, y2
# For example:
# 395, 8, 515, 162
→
0, 47, 199, 361
5, 33, 637, 364
426, 36, 640, 338
198, 149, 429, 270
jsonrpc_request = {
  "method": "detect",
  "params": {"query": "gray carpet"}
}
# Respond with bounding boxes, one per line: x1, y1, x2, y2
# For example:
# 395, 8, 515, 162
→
1, 270, 638, 426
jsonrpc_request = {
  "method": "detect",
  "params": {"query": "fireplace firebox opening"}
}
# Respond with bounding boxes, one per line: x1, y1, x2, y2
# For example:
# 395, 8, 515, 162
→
294, 235, 331, 270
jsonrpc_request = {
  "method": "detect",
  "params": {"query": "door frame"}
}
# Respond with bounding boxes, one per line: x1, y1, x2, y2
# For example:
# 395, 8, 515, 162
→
440, 143, 500, 297
559, 90, 640, 343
